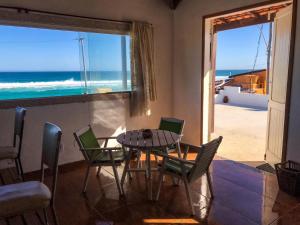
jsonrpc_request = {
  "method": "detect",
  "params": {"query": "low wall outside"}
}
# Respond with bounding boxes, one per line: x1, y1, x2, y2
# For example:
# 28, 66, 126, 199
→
215, 86, 268, 109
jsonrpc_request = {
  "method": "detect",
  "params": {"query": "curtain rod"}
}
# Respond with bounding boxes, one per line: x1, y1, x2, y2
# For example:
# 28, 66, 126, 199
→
0, 5, 133, 25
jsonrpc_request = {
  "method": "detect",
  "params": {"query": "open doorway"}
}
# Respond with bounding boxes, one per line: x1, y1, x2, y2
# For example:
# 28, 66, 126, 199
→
212, 24, 270, 167
202, 1, 295, 169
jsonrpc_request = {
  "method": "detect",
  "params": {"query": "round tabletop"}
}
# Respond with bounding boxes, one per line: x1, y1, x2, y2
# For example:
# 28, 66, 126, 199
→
116, 129, 180, 149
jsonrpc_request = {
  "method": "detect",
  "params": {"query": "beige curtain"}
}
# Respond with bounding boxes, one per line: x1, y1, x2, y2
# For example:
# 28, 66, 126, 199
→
130, 21, 157, 116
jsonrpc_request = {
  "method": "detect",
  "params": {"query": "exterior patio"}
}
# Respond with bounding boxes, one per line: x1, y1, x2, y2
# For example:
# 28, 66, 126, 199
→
212, 104, 267, 167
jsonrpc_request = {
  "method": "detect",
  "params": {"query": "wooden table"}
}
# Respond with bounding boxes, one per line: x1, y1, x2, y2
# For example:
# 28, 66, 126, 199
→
117, 129, 181, 200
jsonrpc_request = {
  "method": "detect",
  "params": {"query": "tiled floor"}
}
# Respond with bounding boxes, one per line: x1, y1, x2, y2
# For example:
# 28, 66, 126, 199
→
1, 156, 299, 225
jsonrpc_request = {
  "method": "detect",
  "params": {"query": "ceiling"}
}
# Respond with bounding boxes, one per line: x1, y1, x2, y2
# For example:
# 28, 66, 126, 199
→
164, 0, 183, 10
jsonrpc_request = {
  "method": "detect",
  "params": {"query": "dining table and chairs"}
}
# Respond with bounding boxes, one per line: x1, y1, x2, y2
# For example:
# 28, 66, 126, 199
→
0, 109, 222, 223
73, 116, 223, 216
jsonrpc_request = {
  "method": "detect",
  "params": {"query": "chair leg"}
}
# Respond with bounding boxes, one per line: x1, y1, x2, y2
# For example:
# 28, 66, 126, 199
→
121, 149, 132, 187
112, 165, 123, 196
35, 211, 46, 225
43, 208, 49, 225
14, 159, 21, 178
82, 166, 91, 193
21, 215, 28, 225
17, 158, 24, 181
5, 218, 10, 225
0, 173, 5, 185
154, 155, 159, 165
136, 150, 142, 168
50, 206, 59, 225
96, 166, 101, 177
155, 171, 164, 201
177, 142, 182, 158
206, 171, 214, 199
183, 177, 195, 216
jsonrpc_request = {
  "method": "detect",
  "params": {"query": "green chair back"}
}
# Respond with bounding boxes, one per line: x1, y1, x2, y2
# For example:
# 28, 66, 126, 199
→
159, 117, 184, 135
74, 126, 101, 161
188, 136, 222, 183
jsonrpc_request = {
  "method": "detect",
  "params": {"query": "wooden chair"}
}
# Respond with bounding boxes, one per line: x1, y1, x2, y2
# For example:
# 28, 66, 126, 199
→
0, 122, 62, 225
155, 136, 223, 215
73, 125, 126, 195
0, 107, 26, 181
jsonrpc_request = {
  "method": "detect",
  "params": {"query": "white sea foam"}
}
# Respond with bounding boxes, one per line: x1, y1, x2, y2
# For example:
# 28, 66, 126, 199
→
0, 79, 125, 89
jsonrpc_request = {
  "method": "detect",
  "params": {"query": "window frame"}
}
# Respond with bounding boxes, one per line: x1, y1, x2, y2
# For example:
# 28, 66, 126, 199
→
0, 9, 132, 108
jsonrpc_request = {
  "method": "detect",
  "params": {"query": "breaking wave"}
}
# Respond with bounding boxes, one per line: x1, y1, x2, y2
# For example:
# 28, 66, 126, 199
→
0, 79, 124, 89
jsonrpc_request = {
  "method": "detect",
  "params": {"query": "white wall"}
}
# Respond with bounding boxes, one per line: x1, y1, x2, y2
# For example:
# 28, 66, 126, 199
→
215, 86, 268, 109
0, 0, 173, 172
286, 2, 300, 161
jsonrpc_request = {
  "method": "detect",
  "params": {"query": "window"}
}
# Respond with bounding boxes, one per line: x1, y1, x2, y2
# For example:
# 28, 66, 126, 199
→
0, 25, 131, 101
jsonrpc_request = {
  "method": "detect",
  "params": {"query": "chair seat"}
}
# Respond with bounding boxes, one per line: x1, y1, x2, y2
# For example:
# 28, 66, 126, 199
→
91, 150, 125, 164
0, 181, 51, 217
160, 159, 193, 176
152, 145, 177, 155
0, 146, 17, 160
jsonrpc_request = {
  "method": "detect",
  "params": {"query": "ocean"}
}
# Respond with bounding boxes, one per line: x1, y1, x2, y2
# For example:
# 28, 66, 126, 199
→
0, 69, 251, 100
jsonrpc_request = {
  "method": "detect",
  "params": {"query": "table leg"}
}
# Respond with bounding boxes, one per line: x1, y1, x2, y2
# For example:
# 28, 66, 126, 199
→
121, 148, 133, 189
146, 150, 152, 200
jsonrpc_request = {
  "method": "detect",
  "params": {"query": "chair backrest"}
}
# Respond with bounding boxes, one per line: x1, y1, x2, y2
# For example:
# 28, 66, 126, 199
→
73, 125, 100, 161
159, 117, 185, 135
40, 122, 62, 204
13, 107, 26, 156
188, 136, 222, 183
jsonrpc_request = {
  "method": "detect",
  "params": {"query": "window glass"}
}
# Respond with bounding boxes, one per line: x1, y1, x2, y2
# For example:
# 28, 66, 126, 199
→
0, 25, 131, 100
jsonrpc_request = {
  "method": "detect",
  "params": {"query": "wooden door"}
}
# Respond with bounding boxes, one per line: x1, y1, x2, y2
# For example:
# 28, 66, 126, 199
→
202, 19, 216, 144
265, 5, 292, 166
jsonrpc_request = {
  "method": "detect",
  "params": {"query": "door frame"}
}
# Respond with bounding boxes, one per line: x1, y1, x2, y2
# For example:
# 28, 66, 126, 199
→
200, 0, 297, 162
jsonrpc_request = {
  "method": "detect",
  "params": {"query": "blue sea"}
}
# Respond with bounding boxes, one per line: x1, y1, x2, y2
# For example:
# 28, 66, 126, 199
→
0, 71, 131, 100
0, 70, 250, 100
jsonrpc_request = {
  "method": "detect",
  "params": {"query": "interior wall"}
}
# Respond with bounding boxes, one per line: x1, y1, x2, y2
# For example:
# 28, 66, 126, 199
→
0, 0, 173, 172
286, 2, 300, 161
173, 0, 284, 146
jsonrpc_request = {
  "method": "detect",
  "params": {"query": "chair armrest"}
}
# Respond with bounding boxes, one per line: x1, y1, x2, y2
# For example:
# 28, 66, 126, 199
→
155, 152, 195, 165
83, 147, 122, 151
96, 137, 118, 140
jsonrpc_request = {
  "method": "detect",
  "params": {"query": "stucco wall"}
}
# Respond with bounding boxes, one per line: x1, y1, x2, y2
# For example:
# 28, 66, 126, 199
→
0, 0, 173, 172
215, 86, 268, 109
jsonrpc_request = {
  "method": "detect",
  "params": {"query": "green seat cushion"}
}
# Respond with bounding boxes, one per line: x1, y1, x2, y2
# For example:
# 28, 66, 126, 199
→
92, 150, 125, 164
164, 159, 193, 175
159, 120, 183, 135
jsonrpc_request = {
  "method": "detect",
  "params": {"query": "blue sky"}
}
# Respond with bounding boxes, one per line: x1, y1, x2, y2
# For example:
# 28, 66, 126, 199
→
0, 24, 269, 71
216, 23, 270, 70
0, 25, 130, 71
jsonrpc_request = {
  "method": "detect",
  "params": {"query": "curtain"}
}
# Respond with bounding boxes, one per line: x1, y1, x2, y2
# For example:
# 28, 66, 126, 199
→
130, 21, 157, 116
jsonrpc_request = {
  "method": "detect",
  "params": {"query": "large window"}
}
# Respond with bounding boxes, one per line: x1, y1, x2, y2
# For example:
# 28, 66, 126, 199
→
0, 25, 131, 101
